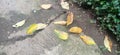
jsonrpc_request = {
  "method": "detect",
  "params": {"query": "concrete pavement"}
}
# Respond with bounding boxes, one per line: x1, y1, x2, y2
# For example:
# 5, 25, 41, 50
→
0, 0, 103, 55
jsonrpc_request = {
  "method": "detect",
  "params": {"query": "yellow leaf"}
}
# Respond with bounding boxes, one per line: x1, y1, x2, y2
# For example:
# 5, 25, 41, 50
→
69, 27, 82, 34
26, 24, 38, 35
104, 35, 112, 52
26, 23, 47, 35
80, 35, 96, 45
53, 21, 66, 25
66, 12, 74, 26
36, 23, 47, 30
60, 2, 69, 10
41, 4, 52, 9
12, 20, 26, 28
54, 29, 68, 40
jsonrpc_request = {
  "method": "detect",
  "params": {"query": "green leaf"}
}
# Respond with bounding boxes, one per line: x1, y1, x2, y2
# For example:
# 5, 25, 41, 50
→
87, 2, 92, 5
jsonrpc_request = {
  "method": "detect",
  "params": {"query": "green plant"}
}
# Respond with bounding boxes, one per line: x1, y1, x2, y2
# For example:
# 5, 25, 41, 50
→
72, 0, 120, 41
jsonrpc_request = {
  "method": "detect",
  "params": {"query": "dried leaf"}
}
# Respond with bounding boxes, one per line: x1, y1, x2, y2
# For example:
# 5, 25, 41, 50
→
26, 24, 38, 35
60, 2, 69, 10
36, 23, 47, 30
66, 12, 74, 26
104, 35, 112, 52
80, 35, 96, 45
41, 4, 52, 9
12, 20, 26, 28
26, 23, 47, 35
54, 29, 68, 40
69, 26, 82, 34
53, 21, 66, 25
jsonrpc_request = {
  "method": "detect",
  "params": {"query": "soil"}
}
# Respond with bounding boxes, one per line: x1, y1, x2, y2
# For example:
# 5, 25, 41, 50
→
71, 3, 118, 55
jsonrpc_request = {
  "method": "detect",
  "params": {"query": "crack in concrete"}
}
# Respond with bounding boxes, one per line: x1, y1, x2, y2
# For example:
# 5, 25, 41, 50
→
0, 11, 66, 46
46, 11, 66, 25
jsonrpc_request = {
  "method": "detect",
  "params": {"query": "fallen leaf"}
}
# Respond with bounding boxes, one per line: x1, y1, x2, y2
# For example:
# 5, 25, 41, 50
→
69, 26, 82, 34
26, 23, 47, 35
66, 12, 74, 26
54, 29, 68, 40
41, 4, 52, 9
60, 1, 69, 10
36, 23, 47, 30
53, 21, 66, 25
104, 35, 112, 52
26, 24, 38, 35
12, 20, 26, 28
80, 35, 96, 45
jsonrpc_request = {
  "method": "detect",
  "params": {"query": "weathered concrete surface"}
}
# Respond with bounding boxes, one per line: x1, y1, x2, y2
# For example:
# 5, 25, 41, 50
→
0, 0, 103, 55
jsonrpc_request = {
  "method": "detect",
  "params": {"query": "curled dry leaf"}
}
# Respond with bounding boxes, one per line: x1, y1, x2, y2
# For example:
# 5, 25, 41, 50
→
60, 1, 69, 10
41, 4, 52, 9
12, 20, 26, 28
80, 35, 96, 45
54, 29, 68, 40
53, 21, 66, 25
104, 35, 112, 52
66, 12, 74, 26
36, 23, 47, 30
69, 26, 82, 34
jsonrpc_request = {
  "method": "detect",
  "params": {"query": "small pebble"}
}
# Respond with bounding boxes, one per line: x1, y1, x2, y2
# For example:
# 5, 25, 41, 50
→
7, 31, 10, 34
83, 11, 85, 13
33, 10, 37, 13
